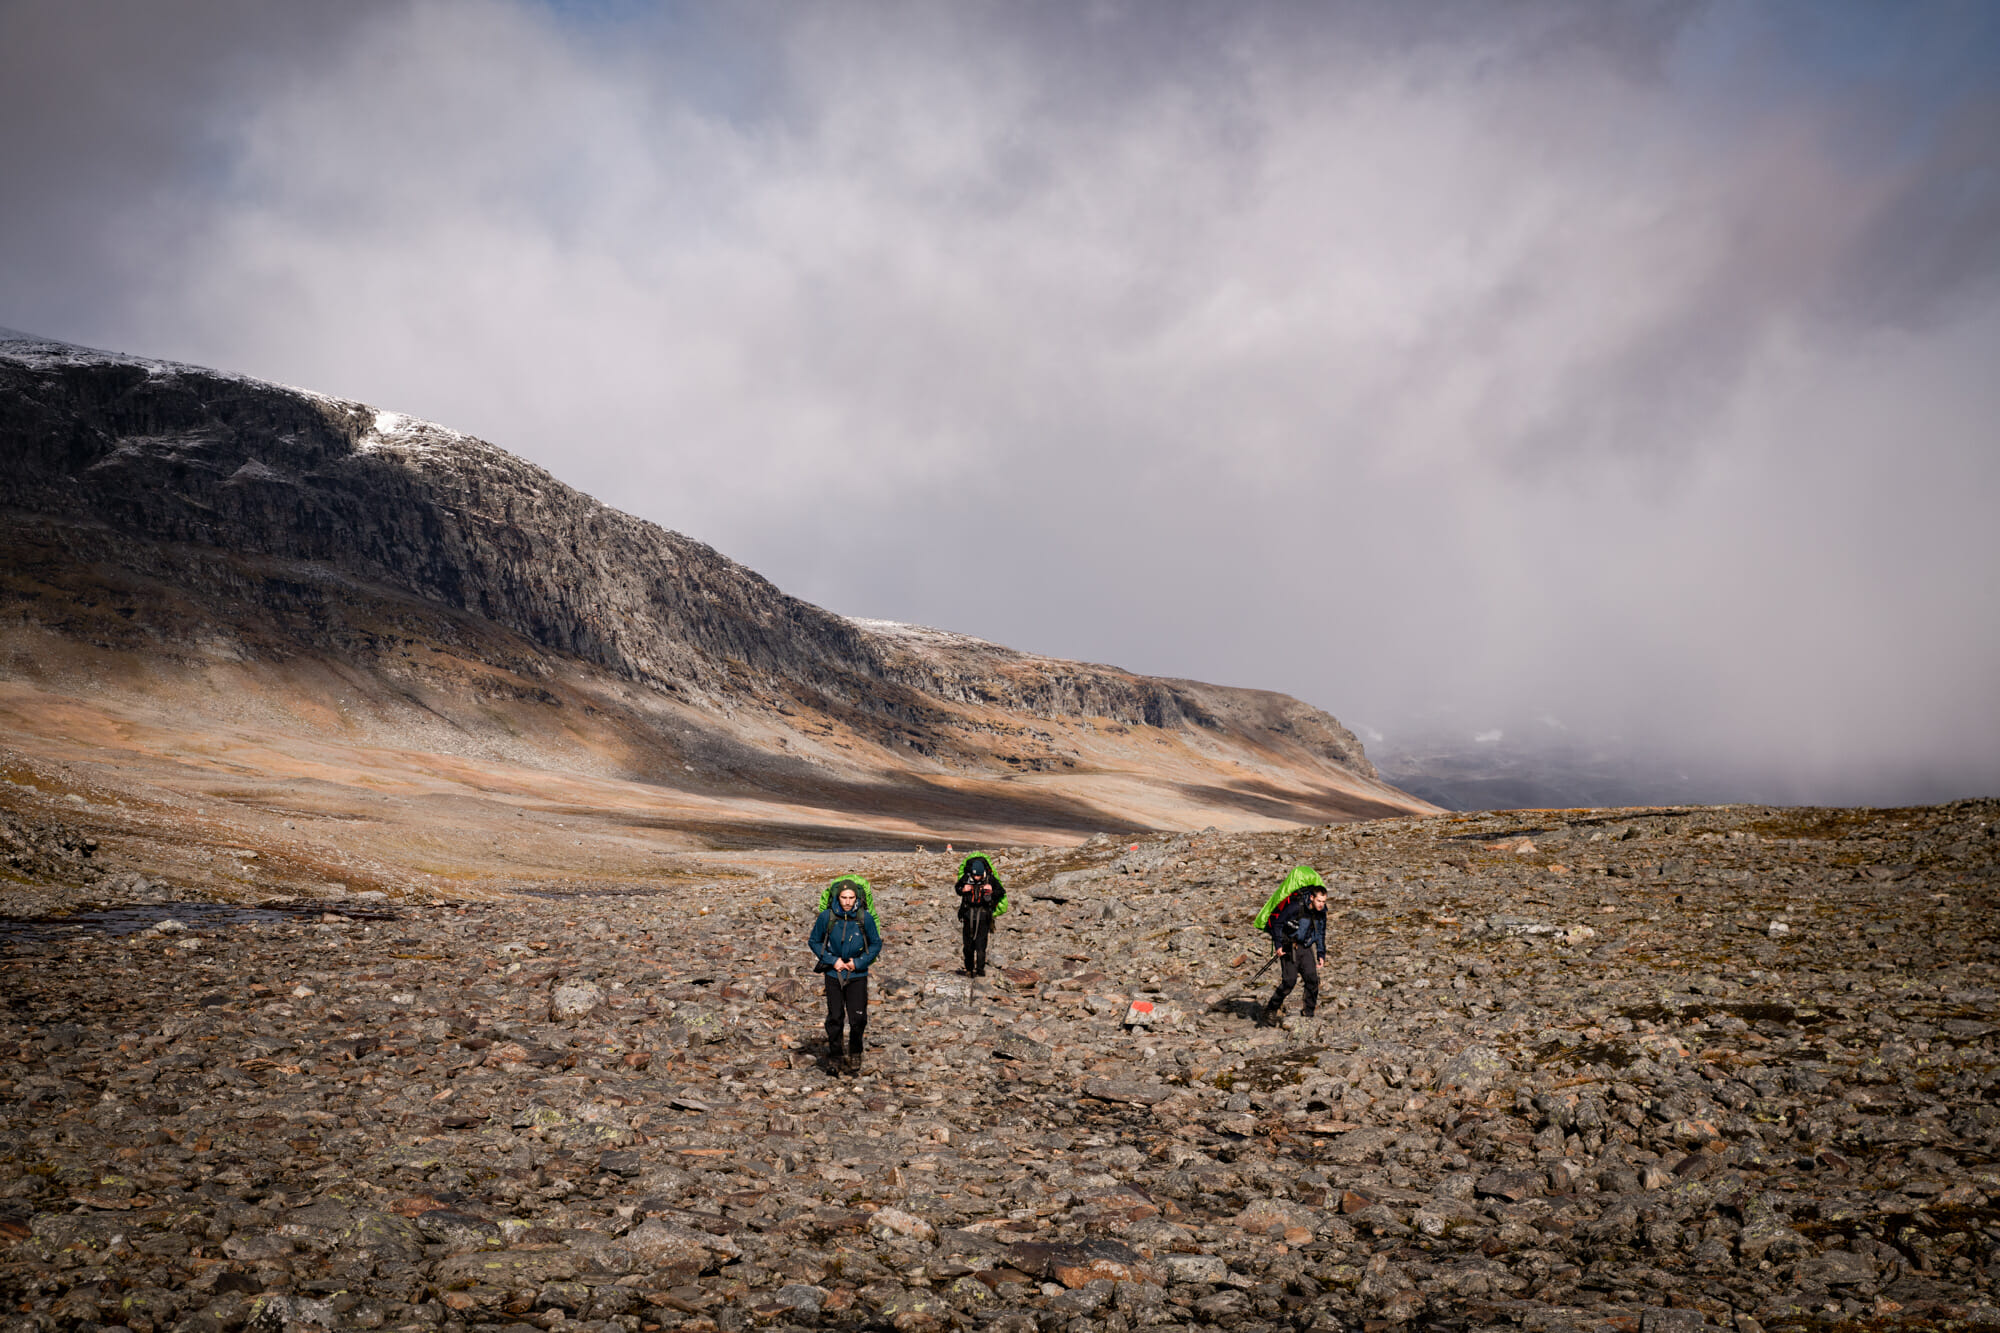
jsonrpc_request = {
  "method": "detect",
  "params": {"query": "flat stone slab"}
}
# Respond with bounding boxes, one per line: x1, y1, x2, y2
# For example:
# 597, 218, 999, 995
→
1082, 1078, 1173, 1105
1008, 1239, 1160, 1288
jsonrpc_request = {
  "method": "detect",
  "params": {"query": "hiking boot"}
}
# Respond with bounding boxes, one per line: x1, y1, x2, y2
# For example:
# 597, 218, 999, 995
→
1259, 1001, 1282, 1027
847, 1050, 865, 1074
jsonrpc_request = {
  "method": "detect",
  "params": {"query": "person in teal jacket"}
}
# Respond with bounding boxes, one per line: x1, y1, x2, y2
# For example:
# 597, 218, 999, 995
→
808, 880, 882, 1071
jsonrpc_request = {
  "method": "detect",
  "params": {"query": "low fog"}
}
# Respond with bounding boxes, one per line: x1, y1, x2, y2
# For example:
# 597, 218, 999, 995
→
4, 1, 1996, 806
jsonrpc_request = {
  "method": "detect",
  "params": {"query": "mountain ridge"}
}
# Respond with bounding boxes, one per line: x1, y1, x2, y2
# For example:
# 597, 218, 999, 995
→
0, 329, 1431, 860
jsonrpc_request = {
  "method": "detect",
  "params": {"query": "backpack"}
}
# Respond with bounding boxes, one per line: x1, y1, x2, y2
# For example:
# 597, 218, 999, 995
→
955, 853, 1009, 916
816, 875, 879, 924
1252, 865, 1327, 932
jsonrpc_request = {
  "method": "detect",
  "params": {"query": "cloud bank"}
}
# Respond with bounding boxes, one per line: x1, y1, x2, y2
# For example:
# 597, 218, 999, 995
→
4, 0, 1997, 805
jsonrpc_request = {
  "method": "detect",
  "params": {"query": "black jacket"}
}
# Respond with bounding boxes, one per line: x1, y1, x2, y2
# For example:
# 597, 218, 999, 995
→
1270, 899, 1327, 960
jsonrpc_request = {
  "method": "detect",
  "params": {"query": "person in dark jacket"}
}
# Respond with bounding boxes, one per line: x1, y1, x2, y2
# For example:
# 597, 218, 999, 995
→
809, 881, 882, 1072
954, 853, 1008, 977
1262, 885, 1328, 1024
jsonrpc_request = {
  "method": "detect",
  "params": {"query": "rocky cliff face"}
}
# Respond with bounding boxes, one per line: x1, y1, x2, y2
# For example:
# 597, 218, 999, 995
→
0, 332, 1422, 839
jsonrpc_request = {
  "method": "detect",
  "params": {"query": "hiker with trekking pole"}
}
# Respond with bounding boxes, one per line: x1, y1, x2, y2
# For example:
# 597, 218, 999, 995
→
809, 878, 881, 1073
954, 853, 1008, 977
1252, 865, 1330, 1026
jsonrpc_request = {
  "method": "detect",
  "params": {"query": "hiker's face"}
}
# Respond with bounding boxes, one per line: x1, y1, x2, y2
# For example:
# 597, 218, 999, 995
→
838, 887, 859, 911
1310, 892, 1327, 911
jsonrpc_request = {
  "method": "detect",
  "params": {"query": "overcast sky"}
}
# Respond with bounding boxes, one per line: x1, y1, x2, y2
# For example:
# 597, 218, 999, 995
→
4, 0, 1997, 805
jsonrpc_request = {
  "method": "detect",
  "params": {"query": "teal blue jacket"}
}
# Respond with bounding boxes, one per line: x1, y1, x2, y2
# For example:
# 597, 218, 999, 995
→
809, 904, 882, 976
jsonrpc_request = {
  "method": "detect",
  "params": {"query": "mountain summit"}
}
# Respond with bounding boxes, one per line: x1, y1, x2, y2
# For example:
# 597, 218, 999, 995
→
0, 330, 1429, 875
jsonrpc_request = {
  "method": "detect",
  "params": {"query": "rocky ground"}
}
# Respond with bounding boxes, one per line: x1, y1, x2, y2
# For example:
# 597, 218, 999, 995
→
2, 801, 1997, 1333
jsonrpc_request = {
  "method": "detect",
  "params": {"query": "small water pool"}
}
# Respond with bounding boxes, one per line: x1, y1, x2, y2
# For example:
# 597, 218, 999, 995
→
0, 902, 394, 942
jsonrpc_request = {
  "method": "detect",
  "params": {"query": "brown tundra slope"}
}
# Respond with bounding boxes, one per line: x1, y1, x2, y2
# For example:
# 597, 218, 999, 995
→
0, 330, 1427, 890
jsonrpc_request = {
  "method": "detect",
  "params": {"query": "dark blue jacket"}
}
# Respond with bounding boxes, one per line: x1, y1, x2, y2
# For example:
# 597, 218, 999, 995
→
809, 905, 882, 976
1270, 899, 1327, 960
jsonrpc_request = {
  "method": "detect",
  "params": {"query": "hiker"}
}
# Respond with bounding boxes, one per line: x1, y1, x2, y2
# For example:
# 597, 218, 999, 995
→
808, 880, 881, 1072
1251, 864, 1330, 1024
954, 852, 1008, 976
815, 873, 879, 927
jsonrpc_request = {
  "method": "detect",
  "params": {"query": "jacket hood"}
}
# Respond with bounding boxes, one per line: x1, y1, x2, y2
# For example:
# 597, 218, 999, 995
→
956, 853, 1003, 887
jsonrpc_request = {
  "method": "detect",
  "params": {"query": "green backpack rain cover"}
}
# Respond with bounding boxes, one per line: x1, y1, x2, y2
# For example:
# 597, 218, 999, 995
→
956, 853, 1009, 916
1253, 865, 1327, 931
816, 875, 879, 924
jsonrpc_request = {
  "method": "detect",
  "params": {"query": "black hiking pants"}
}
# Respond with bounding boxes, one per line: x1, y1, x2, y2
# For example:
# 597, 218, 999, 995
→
959, 901, 994, 975
1268, 944, 1320, 1016
824, 973, 868, 1054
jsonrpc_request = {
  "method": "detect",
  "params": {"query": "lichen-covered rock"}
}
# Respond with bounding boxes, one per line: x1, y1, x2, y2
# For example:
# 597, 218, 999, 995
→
1737, 1194, 1812, 1262
867, 1207, 936, 1244
1232, 1197, 1319, 1236
1434, 1044, 1509, 1091
414, 1209, 502, 1254
434, 1250, 581, 1290
1163, 1253, 1228, 1284
549, 981, 606, 1022
621, 1218, 739, 1279
334, 1210, 425, 1263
